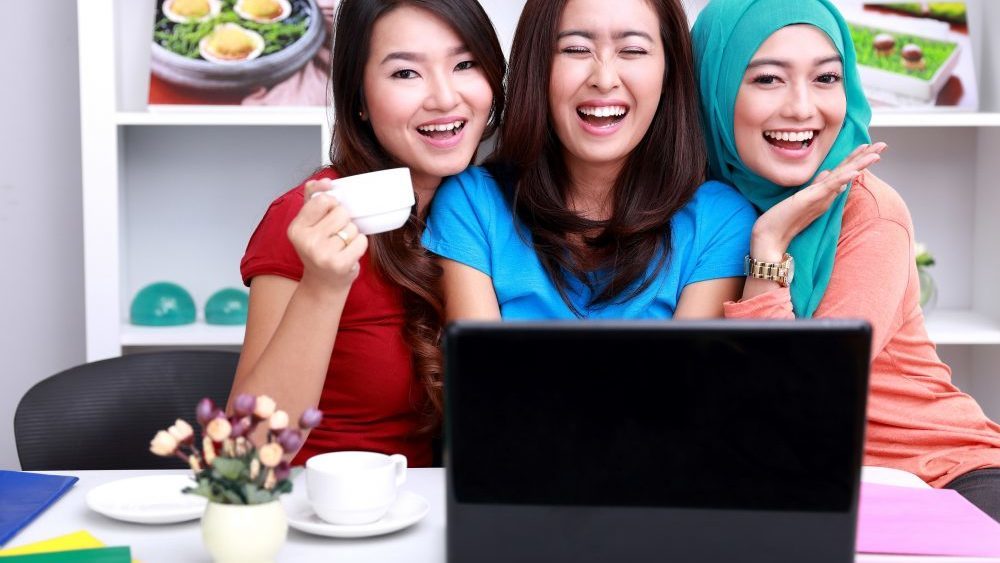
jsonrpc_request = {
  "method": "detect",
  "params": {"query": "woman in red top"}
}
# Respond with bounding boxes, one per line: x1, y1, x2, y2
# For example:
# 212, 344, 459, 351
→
231, 0, 506, 466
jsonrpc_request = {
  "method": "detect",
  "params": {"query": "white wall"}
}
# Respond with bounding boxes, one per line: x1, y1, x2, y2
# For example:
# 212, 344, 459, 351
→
480, 0, 526, 57
0, 2, 86, 469
0, 1, 524, 470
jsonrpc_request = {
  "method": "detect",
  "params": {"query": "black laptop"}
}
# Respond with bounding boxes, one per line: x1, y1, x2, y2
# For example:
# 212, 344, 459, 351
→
445, 320, 871, 563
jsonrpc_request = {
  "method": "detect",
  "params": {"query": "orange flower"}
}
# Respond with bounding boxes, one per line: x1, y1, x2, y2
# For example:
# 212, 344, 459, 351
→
167, 419, 194, 443
258, 443, 284, 468
254, 395, 277, 419
149, 430, 178, 456
269, 410, 289, 431
206, 417, 232, 442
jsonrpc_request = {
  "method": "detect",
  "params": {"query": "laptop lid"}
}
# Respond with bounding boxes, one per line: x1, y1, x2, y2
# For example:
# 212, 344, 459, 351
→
445, 320, 870, 563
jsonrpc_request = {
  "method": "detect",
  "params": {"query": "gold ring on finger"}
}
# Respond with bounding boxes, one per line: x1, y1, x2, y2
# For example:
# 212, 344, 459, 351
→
335, 229, 352, 246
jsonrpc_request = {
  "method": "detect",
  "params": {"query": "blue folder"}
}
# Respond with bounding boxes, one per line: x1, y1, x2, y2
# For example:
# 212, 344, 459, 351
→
0, 471, 78, 546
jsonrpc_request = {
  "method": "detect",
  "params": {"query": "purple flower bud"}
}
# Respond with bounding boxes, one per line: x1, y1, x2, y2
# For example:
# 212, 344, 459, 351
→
277, 428, 304, 453
274, 461, 291, 482
196, 398, 217, 425
299, 407, 323, 430
232, 394, 256, 418
229, 416, 250, 438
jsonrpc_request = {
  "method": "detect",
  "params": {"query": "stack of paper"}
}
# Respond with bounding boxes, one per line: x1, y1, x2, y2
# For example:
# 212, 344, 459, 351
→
0, 531, 131, 563
0, 472, 77, 547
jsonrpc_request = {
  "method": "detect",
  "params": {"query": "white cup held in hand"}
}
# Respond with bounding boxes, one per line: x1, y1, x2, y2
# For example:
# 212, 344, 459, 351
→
305, 451, 407, 525
310, 167, 415, 235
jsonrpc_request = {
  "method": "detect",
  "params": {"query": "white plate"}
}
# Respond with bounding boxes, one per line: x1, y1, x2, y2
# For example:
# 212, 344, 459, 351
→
86, 475, 207, 524
284, 483, 429, 539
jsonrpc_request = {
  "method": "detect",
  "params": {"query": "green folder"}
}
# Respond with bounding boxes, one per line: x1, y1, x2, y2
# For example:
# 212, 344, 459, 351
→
0, 547, 130, 563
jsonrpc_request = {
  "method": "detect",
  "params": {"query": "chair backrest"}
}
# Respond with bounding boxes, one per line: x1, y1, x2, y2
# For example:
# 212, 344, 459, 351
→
15, 350, 239, 471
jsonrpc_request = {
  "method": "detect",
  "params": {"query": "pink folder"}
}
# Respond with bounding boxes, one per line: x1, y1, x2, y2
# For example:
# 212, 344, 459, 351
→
857, 482, 1000, 557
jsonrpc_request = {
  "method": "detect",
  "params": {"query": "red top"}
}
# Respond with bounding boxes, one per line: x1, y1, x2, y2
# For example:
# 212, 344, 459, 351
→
241, 169, 432, 467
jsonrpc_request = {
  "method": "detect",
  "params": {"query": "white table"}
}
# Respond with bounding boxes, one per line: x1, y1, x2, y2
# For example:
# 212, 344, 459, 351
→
5, 468, 997, 563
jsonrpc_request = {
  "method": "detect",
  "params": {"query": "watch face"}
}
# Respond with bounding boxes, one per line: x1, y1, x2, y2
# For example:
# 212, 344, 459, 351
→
784, 254, 795, 285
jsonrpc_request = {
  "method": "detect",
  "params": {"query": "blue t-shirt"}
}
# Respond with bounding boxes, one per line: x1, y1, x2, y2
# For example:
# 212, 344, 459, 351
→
422, 166, 756, 319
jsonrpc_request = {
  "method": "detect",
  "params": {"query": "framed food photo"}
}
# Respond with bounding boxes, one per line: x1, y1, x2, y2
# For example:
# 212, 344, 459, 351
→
148, 0, 335, 108
840, 1, 977, 111
681, 0, 978, 112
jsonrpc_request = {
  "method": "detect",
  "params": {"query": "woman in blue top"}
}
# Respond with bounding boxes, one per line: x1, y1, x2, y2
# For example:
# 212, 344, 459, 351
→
423, 0, 757, 320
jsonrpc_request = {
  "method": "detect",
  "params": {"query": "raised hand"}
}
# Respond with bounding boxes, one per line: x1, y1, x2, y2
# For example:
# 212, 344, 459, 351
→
287, 178, 369, 294
750, 142, 887, 262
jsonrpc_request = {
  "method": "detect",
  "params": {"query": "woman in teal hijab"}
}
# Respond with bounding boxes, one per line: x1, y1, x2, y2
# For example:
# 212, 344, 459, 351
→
693, 0, 1000, 521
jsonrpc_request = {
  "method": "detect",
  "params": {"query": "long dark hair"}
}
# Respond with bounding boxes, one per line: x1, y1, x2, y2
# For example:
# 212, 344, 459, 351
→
328, 0, 506, 430
490, 0, 706, 315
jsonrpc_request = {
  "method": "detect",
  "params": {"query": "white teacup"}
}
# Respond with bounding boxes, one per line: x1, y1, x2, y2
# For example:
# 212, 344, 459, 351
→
311, 167, 415, 235
305, 451, 407, 525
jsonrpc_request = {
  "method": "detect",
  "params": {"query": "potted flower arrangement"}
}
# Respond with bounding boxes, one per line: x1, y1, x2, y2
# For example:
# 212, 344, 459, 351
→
149, 394, 322, 563
915, 242, 937, 313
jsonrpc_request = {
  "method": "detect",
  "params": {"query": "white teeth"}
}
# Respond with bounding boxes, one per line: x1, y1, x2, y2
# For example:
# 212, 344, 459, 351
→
764, 130, 814, 142
418, 120, 466, 133
577, 105, 627, 117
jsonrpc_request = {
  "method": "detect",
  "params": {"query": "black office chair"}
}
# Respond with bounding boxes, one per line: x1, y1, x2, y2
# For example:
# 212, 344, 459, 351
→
15, 350, 239, 471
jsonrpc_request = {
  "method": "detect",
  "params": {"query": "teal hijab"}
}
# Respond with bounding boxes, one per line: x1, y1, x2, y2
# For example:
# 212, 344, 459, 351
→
691, 0, 871, 317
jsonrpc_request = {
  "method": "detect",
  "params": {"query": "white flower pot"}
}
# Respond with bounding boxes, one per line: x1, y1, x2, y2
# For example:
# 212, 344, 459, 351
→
201, 500, 288, 563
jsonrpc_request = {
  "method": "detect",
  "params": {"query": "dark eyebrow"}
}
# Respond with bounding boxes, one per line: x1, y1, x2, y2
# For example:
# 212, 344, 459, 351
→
558, 29, 594, 40
614, 30, 654, 41
380, 45, 470, 65
747, 54, 842, 69
557, 29, 653, 41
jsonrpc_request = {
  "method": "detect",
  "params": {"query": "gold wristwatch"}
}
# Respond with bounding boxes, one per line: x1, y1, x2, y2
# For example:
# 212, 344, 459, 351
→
744, 253, 795, 288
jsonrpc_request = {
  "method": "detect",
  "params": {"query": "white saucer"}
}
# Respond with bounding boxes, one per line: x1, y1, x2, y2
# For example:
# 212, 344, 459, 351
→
283, 486, 429, 538
86, 474, 207, 524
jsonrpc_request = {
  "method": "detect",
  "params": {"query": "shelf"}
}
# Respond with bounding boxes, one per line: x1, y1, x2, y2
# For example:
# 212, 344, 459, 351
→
121, 322, 245, 347
924, 309, 1000, 345
871, 112, 1000, 128
115, 310, 997, 348
116, 109, 327, 126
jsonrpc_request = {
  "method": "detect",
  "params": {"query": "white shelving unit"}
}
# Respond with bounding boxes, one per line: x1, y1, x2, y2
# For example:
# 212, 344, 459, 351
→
79, 1, 1000, 414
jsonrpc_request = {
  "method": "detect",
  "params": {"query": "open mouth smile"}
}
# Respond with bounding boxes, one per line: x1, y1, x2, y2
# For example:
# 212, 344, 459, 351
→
763, 129, 818, 151
417, 120, 467, 140
576, 105, 629, 129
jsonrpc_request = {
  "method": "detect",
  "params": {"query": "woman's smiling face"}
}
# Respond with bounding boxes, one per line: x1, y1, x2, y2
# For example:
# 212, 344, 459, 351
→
733, 24, 847, 187
548, 0, 665, 173
362, 5, 494, 191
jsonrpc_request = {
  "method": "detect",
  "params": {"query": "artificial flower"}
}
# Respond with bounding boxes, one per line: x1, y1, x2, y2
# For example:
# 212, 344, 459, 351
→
196, 398, 218, 425
254, 395, 277, 419
149, 430, 178, 456
167, 419, 194, 443
232, 393, 256, 418
206, 417, 232, 442
299, 407, 322, 430
269, 410, 289, 431
258, 443, 284, 468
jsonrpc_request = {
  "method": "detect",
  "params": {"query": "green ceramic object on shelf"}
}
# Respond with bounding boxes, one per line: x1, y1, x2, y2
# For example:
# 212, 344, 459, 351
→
130, 282, 196, 326
205, 288, 250, 326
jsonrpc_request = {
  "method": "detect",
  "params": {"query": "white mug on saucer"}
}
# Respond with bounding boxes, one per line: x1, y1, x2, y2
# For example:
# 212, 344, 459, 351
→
310, 167, 415, 235
305, 451, 407, 525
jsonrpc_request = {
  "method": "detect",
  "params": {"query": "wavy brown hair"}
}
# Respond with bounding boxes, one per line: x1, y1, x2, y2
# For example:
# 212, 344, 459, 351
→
489, 0, 706, 315
328, 0, 505, 430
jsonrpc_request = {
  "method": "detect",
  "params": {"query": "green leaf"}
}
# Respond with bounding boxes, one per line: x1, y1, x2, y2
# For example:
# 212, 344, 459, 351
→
243, 483, 276, 505
273, 479, 293, 495
221, 489, 245, 504
212, 457, 246, 481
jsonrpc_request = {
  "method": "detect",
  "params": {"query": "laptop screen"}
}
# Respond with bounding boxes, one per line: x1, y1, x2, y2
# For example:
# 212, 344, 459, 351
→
445, 320, 870, 513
